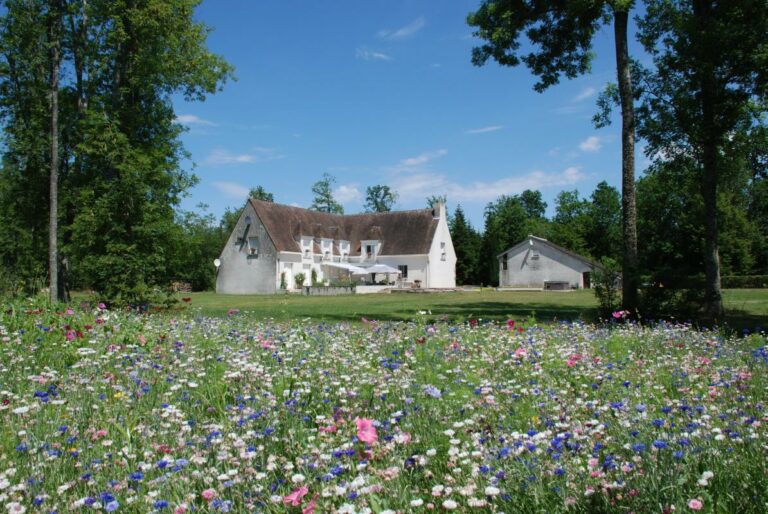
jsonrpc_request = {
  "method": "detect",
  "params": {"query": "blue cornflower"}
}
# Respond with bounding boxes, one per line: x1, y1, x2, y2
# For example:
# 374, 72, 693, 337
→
652, 418, 665, 428
106, 500, 120, 512
153, 500, 169, 509
652, 439, 668, 450
129, 471, 144, 481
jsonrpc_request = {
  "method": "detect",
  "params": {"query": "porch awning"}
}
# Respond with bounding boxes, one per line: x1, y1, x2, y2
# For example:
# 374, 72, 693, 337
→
322, 262, 368, 274
361, 264, 402, 274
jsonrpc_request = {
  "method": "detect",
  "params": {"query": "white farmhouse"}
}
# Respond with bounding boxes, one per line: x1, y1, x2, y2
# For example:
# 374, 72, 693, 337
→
498, 235, 599, 290
216, 199, 456, 294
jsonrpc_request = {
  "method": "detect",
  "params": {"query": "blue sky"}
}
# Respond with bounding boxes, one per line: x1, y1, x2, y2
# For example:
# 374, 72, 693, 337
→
173, 0, 649, 228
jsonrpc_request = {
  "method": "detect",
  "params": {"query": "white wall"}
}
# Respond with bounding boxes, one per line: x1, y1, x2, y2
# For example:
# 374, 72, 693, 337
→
216, 203, 278, 294
499, 241, 593, 288
426, 203, 457, 288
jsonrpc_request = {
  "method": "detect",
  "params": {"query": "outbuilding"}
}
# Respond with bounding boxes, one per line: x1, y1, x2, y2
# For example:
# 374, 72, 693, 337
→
497, 235, 599, 289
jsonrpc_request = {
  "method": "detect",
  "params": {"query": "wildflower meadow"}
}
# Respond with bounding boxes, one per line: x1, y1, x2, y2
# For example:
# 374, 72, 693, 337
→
0, 303, 766, 513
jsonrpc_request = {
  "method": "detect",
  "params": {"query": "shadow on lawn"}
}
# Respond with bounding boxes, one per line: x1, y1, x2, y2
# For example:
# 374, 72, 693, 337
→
283, 303, 764, 333
312, 301, 598, 324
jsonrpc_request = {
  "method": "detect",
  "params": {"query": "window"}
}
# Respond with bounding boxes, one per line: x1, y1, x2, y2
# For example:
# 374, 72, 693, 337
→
398, 265, 408, 278
304, 249, 310, 258
324, 250, 330, 260
502, 254, 508, 271
366, 244, 373, 257
247, 237, 259, 256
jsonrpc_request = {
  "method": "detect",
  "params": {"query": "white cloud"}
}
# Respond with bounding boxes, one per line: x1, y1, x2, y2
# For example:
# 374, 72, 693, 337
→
212, 181, 250, 199
378, 17, 426, 41
334, 184, 362, 203
355, 47, 392, 61
465, 125, 504, 135
203, 147, 283, 166
175, 114, 216, 126
574, 87, 597, 102
390, 166, 585, 204
398, 149, 447, 168
579, 136, 602, 153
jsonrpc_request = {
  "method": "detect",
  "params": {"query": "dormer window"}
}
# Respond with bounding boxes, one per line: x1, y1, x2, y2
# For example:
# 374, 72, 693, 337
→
304, 248, 310, 258
324, 250, 330, 260
366, 244, 373, 258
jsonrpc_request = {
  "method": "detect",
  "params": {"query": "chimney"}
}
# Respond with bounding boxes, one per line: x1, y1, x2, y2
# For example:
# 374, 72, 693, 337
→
433, 201, 446, 220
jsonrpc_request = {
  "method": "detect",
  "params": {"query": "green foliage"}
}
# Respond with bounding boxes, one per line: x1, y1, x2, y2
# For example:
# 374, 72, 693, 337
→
249, 185, 274, 202
592, 257, 621, 317
0, 0, 234, 305
310, 173, 343, 214
468, 1, 607, 93
280, 271, 287, 290
519, 189, 547, 219
364, 184, 398, 212
449, 205, 482, 285
636, 0, 768, 316
549, 190, 590, 255
426, 194, 447, 210
294, 272, 306, 289
480, 195, 528, 285
585, 181, 621, 261
721, 275, 768, 289
310, 268, 318, 286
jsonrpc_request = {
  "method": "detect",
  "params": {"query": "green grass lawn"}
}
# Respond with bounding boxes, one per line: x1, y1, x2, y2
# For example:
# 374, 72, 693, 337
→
175, 288, 767, 328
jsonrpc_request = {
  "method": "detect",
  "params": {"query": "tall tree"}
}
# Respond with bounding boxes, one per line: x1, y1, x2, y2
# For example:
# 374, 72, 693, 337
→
1, 0, 58, 293
426, 194, 447, 210
550, 189, 590, 255
364, 184, 398, 212
636, 0, 768, 317
0, 0, 233, 303
519, 189, 547, 219
585, 181, 622, 261
468, 0, 640, 312
249, 185, 274, 202
450, 205, 482, 285
310, 172, 343, 214
47, 0, 63, 302
481, 195, 528, 285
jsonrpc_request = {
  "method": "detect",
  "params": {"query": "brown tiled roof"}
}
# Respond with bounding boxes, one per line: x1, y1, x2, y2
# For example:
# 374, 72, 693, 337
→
249, 199, 438, 255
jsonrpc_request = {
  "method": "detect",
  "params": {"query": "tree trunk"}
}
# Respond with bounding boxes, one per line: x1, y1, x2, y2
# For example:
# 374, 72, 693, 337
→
48, 0, 62, 303
693, 0, 724, 318
612, 8, 639, 314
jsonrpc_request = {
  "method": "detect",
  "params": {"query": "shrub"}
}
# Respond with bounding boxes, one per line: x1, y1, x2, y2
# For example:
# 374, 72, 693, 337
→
311, 268, 319, 286
294, 272, 306, 289
592, 257, 621, 318
280, 271, 287, 290
721, 275, 768, 288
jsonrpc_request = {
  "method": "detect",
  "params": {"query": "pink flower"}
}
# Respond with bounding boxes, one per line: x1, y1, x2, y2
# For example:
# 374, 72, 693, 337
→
514, 347, 527, 358
283, 487, 308, 507
688, 499, 703, 510
65, 330, 76, 341
227, 308, 240, 316
355, 417, 378, 444
201, 489, 216, 501
506, 319, 516, 329
302, 494, 319, 514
